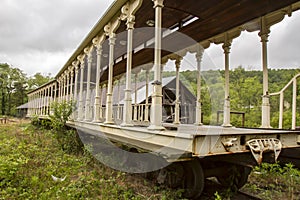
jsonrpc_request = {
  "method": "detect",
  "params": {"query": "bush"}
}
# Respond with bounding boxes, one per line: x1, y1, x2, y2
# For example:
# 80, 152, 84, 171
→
49, 101, 83, 154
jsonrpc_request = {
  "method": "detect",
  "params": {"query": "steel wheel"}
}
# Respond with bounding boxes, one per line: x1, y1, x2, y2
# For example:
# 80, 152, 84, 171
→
182, 159, 204, 199
216, 164, 251, 191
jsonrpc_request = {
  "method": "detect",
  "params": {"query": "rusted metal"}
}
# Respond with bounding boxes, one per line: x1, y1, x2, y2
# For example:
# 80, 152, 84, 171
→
247, 138, 282, 164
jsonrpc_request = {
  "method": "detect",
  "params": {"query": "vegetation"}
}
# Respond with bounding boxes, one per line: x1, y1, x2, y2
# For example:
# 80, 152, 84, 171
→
243, 163, 300, 200
163, 67, 300, 129
0, 63, 52, 117
0, 121, 182, 200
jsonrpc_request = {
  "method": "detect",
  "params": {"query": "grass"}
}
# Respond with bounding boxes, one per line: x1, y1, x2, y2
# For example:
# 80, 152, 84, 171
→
242, 162, 300, 200
0, 121, 183, 200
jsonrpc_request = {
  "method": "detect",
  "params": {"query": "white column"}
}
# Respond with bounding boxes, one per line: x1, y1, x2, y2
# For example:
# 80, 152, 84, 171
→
121, 16, 135, 126
174, 58, 181, 125
99, 85, 104, 119
78, 59, 85, 121
292, 79, 297, 130
62, 73, 66, 102
94, 45, 103, 122
46, 87, 49, 115
70, 69, 74, 101
148, 0, 165, 130
195, 50, 204, 125
279, 92, 284, 129
85, 50, 93, 121
104, 35, 116, 124
144, 69, 150, 122
66, 72, 70, 101
222, 39, 232, 127
133, 73, 138, 121
73, 64, 79, 119
117, 80, 121, 120
259, 18, 271, 128
59, 78, 63, 102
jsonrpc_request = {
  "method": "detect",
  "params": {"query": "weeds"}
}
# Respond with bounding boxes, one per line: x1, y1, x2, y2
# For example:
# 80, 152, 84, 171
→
0, 122, 182, 199
243, 162, 300, 200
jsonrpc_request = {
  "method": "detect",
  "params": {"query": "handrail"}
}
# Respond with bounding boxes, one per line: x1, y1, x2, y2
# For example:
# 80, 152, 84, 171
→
270, 73, 299, 130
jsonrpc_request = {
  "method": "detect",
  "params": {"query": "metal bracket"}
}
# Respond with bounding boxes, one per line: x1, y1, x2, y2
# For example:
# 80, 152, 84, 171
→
247, 138, 282, 164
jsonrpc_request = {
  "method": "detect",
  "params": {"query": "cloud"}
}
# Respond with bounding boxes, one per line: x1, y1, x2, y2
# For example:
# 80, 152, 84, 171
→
0, 0, 299, 77
0, 0, 114, 75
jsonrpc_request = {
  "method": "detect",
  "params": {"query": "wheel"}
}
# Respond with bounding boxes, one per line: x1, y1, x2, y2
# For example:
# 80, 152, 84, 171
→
182, 159, 205, 199
216, 164, 251, 192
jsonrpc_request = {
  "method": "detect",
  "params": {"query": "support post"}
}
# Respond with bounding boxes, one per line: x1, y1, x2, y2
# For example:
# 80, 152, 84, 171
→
292, 79, 297, 130
195, 49, 204, 125
148, 0, 165, 130
104, 35, 116, 124
66, 72, 70, 101
122, 15, 135, 126
144, 69, 150, 122
174, 58, 181, 125
133, 73, 138, 121
93, 36, 104, 122
259, 17, 271, 128
85, 47, 93, 121
78, 57, 85, 121
222, 37, 232, 127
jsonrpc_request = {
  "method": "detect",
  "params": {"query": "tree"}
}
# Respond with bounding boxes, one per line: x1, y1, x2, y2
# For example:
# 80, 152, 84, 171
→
27, 72, 52, 90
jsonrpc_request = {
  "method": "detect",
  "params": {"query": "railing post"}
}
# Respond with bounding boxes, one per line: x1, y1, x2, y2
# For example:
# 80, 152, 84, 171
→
292, 78, 297, 130
279, 92, 284, 129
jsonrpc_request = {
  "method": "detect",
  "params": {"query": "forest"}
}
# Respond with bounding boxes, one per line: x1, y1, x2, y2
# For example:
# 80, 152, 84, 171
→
0, 62, 299, 129
0, 63, 52, 116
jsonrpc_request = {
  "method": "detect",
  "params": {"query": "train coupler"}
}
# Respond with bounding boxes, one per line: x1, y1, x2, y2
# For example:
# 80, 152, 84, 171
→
247, 138, 282, 164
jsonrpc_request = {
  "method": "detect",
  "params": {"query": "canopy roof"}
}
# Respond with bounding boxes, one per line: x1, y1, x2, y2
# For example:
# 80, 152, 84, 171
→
55, 0, 300, 82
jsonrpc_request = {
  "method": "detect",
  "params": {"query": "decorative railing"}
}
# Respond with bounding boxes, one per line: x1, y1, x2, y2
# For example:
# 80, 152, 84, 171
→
270, 73, 300, 130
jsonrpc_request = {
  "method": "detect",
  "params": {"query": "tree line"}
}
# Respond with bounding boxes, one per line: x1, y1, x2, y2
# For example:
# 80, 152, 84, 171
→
170, 67, 300, 129
0, 63, 52, 116
1, 62, 299, 129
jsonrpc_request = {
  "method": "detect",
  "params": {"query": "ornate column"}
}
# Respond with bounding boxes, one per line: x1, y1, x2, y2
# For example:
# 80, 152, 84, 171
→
99, 84, 104, 119
78, 55, 85, 121
121, 18, 134, 124
148, 0, 165, 130
59, 77, 63, 102
259, 17, 271, 128
72, 61, 79, 119
84, 47, 93, 121
222, 36, 232, 127
174, 57, 181, 125
120, 3, 137, 126
133, 72, 138, 121
104, 18, 120, 124
93, 35, 105, 122
66, 71, 70, 101
63, 74, 66, 102
70, 68, 74, 101
195, 49, 204, 125
144, 69, 150, 122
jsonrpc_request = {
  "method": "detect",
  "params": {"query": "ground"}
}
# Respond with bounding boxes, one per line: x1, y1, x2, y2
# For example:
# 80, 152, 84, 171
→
0, 119, 299, 199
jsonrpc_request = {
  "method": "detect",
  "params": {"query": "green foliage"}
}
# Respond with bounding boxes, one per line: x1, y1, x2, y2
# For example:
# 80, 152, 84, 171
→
0, 63, 53, 117
0, 122, 183, 199
244, 162, 300, 199
48, 101, 83, 154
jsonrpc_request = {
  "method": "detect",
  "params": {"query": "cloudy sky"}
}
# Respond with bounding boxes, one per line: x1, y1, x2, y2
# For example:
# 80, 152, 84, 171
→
0, 0, 299, 77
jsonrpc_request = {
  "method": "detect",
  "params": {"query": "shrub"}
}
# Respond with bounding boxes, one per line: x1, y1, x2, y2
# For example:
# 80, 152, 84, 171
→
49, 101, 83, 154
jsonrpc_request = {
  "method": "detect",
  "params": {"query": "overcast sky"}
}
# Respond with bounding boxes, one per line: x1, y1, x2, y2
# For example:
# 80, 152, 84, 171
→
0, 0, 299, 77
